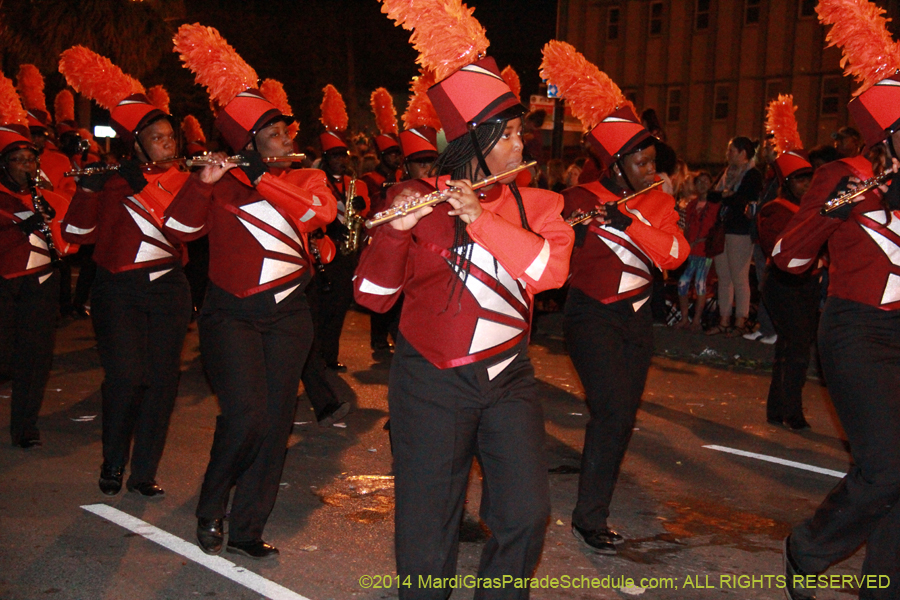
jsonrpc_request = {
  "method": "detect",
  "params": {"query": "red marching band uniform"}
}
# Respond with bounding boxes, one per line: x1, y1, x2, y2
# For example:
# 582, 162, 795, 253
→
775, 1, 900, 598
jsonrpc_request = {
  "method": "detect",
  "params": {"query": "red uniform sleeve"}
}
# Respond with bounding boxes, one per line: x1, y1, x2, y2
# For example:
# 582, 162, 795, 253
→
256, 169, 338, 230
0, 205, 28, 256
353, 224, 412, 313
466, 189, 574, 294
772, 161, 852, 274
163, 175, 216, 242
757, 200, 798, 258
622, 192, 689, 270
61, 186, 101, 245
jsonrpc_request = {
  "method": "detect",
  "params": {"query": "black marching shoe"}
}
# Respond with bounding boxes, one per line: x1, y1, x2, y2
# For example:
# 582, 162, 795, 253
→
126, 481, 165, 498
572, 524, 623, 555
15, 437, 42, 449
785, 417, 811, 431
98, 464, 124, 496
196, 518, 224, 555
326, 361, 347, 372
317, 401, 351, 427
226, 539, 279, 560
783, 536, 816, 600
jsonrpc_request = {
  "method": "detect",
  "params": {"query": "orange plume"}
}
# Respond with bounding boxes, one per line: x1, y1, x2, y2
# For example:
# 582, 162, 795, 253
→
402, 70, 442, 130
0, 74, 29, 126
370, 87, 399, 136
181, 115, 206, 144
58, 46, 145, 111
54, 90, 75, 124
259, 78, 299, 139
320, 84, 348, 132
16, 64, 47, 112
173, 23, 259, 108
539, 40, 629, 131
146, 85, 170, 113
380, 0, 490, 81
817, 0, 900, 95
765, 94, 804, 154
501, 65, 521, 101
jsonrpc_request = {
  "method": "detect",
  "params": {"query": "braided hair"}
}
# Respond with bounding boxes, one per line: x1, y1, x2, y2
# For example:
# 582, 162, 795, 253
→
430, 117, 532, 312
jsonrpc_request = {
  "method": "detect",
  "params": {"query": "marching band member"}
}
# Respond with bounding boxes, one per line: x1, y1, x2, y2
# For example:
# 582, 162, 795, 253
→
541, 41, 688, 554
171, 23, 337, 559
775, 1, 900, 598
314, 85, 370, 371
356, 1, 573, 595
59, 46, 230, 497
756, 96, 818, 431
398, 70, 440, 181
0, 74, 68, 449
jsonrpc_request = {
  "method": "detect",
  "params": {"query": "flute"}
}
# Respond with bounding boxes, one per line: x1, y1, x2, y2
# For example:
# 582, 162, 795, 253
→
820, 171, 894, 215
565, 180, 664, 226
365, 160, 537, 228
64, 153, 307, 177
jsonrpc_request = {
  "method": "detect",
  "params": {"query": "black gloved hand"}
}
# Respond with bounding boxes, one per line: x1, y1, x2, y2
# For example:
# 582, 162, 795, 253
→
349, 196, 367, 212
238, 151, 267, 184
821, 176, 855, 220
79, 162, 116, 192
18, 213, 43, 235
604, 201, 633, 231
573, 223, 589, 248
884, 172, 900, 211
117, 158, 148, 194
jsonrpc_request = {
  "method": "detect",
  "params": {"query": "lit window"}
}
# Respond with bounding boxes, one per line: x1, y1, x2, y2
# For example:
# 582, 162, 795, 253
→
695, 0, 710, 30
745, 0, 760, 25
667, 88, 682, 123
650, 2, 664, 36
608, 7, 620, 40
714, 85, 730, 121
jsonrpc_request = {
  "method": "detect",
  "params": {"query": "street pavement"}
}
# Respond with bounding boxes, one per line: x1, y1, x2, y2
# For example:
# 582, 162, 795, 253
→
0, 308, 863, 600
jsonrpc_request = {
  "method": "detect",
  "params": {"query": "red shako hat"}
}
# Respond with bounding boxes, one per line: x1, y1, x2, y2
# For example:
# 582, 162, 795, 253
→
370, 87, 400, 153
319, 84, 349, 153
817, 0, 900, 148
59, 46, 164, 143
174, 24, 290, 152
0, 73, 35, 155
540, 40, 651, 171
400, 70, 441, 160
765, 94, 812, 181
381, 0, 524, 142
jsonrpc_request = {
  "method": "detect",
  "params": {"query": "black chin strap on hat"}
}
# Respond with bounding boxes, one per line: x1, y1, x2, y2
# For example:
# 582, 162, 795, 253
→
467, 122, 492, 180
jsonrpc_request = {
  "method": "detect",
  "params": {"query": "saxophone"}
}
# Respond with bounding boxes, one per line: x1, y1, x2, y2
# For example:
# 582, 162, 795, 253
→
339, 177, 365, 255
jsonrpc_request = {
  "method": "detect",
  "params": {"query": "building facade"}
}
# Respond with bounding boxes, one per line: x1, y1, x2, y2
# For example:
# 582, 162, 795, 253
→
558, 0, 900, 165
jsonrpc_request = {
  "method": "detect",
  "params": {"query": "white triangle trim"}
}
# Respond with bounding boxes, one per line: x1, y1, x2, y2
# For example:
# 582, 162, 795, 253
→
598, 234, 650, 273
861, 223, 900, 267
259, 257, 302, 285
38, 272, 52, 285
487, 354, 518, 380
461, 64, 504, 81
274, 283, 301, 304
135, 241, 172, 263
451, 263, 524, 321
237, 216, 300, 257
469, 318, 524, 355
631, 296, 650, 312
240, 200, 301, 244
149, 268, 172, 281
125, 204, 172, 247
26, 251, 50, 270
618, 271, 651, 294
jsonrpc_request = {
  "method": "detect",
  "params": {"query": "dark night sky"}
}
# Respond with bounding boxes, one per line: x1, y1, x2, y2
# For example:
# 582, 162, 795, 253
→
154, 0, 558, 149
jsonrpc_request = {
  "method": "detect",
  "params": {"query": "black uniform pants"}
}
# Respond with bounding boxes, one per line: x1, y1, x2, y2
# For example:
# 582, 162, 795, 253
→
762, 267, 821, 423
196, 281, 312, 543
390, 336, 549, 600
790, 298, 900, 600
0, 270, 59, 444
564, 287, 654, 531
90, 266, 191, 484
306, 251, 355, 365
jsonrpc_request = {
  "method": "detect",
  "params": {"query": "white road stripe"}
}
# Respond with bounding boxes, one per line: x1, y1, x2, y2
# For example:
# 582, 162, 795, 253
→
80, 504, 311, 600
702, 445, 845, 478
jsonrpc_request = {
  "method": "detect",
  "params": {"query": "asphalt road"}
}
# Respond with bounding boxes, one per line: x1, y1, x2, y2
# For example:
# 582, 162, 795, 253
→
0, 309, 862, 600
